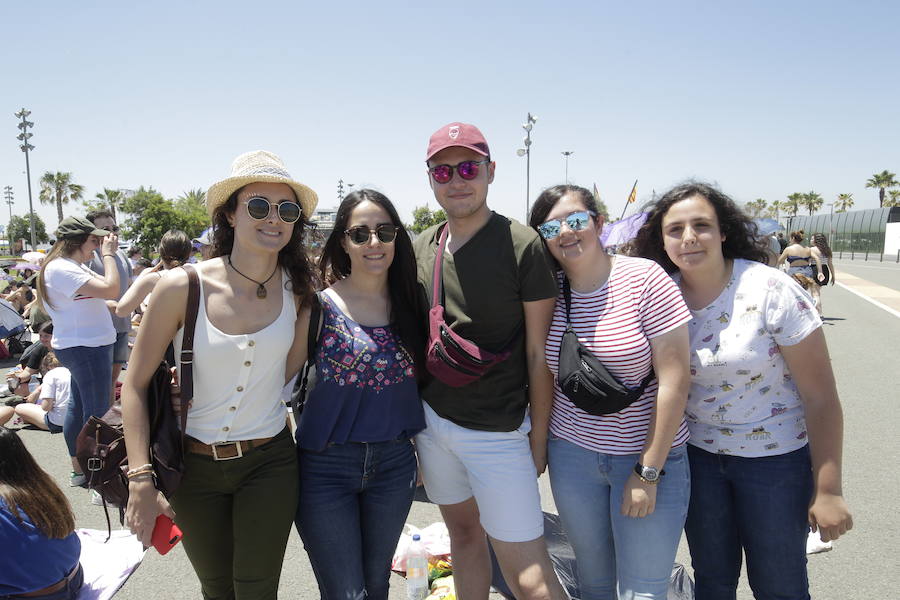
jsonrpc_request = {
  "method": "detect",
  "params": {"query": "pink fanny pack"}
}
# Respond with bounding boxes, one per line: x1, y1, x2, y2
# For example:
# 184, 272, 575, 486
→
425, 225, 515, 387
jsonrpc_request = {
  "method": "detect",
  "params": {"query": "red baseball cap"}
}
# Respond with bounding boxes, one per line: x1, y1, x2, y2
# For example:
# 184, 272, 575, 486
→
425, 122, 491, 161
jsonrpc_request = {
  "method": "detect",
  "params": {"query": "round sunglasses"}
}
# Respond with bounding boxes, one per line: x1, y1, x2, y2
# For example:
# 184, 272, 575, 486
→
344, 224, 398, 245
428, 159, 490, 184
537, 210, 597, 240
242, 196, 302, 223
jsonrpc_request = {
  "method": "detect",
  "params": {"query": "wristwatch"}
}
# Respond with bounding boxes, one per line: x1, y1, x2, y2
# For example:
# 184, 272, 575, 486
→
634, 462, 665, 484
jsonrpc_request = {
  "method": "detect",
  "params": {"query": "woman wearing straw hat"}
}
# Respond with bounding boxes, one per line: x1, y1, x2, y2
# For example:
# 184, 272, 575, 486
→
121, 150, 319, 599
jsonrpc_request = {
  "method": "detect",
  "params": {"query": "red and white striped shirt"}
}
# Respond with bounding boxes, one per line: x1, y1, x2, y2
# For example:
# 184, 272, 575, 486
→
545, 256, 691, 455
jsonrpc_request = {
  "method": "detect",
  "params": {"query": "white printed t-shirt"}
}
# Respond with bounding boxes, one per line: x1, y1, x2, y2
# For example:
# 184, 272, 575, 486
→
680, 259, 821, 457
545, 256, 692, 455
39, 367, 71, 426
43, 258, 116, 349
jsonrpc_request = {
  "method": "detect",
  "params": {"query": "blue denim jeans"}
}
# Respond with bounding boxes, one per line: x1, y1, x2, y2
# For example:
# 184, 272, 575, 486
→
295, 437, 417, 600
548, 437, 690, 600
54, 344, 113, 457
684, 444, 813, 600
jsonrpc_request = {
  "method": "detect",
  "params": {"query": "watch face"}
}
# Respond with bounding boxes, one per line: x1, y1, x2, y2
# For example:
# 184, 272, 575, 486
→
641, 466, 660, 481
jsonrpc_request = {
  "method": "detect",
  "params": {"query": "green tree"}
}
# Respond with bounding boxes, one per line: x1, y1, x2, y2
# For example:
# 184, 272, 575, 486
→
800, 191, 823, 215
745, 198, 767, 217
865, 170, 898, 208
765, 200, 783, 219
783, 193, 803, 217
120, 186, 180, 252
39, 171, 85, 223
835, 193, 854, 213
886, 190, 900, 208
408, 205, 447, 234
8, 214, 49, 249
173, 188, 210, 238
93, 188, 126, 221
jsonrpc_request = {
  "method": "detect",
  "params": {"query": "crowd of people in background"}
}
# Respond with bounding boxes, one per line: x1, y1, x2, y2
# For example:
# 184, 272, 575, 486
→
0, 122, 852, 600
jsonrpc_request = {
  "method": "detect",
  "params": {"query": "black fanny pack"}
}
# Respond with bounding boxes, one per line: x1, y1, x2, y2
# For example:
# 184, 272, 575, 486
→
557, 276, 655, 415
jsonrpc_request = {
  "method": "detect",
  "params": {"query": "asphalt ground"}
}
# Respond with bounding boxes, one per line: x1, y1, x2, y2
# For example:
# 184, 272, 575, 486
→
6, 259, 898, 598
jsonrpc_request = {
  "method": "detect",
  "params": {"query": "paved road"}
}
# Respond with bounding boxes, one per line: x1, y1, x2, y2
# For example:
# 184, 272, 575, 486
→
8, 266, 898, 598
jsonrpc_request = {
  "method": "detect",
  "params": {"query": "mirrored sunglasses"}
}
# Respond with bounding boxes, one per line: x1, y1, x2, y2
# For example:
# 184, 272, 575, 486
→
537, 210, 596, 240
243, 196, 302, 223
344, 224, 398, 245
428, 160, 489, 184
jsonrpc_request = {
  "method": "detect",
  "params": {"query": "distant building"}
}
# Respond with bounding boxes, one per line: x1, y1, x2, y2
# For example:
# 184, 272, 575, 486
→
784, 206, 900, 256
308, 207, 338, 248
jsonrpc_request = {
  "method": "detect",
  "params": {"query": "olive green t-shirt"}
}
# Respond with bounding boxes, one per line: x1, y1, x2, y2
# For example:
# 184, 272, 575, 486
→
413, 212, 558, 431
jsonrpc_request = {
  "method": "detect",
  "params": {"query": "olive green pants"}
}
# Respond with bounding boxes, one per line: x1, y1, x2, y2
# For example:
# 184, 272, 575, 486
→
169, 428, 298, 600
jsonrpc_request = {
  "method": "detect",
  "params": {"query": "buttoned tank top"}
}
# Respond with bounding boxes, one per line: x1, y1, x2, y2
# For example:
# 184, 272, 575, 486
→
173, 263, 296, 444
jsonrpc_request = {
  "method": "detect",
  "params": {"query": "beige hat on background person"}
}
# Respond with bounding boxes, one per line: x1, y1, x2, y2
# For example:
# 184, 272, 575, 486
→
205, 150, 318, 219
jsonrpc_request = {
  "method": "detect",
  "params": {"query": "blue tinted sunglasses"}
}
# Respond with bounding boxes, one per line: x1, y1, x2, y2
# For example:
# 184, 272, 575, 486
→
537, 210, 596, 240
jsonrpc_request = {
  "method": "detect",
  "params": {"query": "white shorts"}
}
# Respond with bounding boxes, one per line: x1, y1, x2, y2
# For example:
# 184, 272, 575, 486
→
415, 402, 544, 543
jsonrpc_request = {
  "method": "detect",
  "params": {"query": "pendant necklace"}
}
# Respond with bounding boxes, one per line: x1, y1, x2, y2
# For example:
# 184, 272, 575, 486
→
227, 255, 277, 299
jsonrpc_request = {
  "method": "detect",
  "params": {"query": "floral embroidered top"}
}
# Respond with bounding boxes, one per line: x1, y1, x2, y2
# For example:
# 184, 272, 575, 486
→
297, 292, 425, 451
677, 259, 821, 458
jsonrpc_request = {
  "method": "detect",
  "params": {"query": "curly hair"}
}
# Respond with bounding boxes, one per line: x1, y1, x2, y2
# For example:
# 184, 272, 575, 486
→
210, 186, 318, 307
812, 233, 832, 258
318, 189, 426, 378
627, 181, 770, 273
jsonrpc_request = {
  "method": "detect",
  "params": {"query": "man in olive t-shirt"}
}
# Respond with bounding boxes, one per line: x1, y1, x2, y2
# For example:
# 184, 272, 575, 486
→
413, 122, 565, 600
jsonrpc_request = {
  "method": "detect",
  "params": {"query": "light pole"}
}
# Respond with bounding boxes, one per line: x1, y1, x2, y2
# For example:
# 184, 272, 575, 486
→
14, 109, 36, 250
516, 113, 538, 220
3, 186, 12, 223
561, 151, 574, 184
827, 202, 834, 237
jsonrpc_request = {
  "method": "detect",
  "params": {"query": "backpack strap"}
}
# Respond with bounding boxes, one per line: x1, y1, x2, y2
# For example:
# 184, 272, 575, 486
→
292, 292, 322, 422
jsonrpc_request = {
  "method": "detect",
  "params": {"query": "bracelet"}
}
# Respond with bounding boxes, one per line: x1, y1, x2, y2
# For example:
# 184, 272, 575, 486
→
102, 253, 116, 258
126, 464, 153, 478
128, 473, 155, 484
126, 470, 154, 481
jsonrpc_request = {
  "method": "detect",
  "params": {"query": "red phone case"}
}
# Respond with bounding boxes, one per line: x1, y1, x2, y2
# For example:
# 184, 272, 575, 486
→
151, 514, 183, 555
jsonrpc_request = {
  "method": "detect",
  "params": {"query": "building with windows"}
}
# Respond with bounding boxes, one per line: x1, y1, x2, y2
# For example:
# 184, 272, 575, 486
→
308, 207, 337, 248
784, 207, 900, 256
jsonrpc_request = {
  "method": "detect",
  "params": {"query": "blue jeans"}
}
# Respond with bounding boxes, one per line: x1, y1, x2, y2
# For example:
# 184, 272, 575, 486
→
548, 437, 690, 600
55, 344, 113, 457
684, 444, 813, 600
295, 438, 417, 600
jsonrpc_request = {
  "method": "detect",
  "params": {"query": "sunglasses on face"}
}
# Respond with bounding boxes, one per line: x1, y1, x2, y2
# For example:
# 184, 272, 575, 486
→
428, 160, 490, 184
537, 210, 597, 240
242, 196, 302, 223
344, 224, 399, 245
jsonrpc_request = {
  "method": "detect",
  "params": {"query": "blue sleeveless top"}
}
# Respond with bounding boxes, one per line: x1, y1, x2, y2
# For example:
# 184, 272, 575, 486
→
297, 292, 426, 451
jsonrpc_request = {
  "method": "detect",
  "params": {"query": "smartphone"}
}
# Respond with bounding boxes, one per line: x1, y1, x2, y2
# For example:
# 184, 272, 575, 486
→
151, 514, 183, 555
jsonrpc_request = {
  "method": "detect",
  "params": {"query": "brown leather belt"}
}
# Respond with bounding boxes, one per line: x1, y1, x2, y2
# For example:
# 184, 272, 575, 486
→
18, 563, 80, 597
186, 435, 276, 461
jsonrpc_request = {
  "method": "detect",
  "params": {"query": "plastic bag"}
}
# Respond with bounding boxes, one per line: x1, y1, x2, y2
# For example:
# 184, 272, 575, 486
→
392, 522, 452, 574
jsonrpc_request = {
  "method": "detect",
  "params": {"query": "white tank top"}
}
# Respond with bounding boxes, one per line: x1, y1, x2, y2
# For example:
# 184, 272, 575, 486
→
173, 263, 296, 444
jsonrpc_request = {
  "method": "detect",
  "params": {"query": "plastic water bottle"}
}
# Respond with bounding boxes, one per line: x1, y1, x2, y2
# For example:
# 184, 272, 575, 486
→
406, 533, 429, 600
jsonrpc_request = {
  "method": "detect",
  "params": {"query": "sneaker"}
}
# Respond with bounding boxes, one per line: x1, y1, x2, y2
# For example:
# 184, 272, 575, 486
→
70, 472, 87, 487
90, 489, 118, 508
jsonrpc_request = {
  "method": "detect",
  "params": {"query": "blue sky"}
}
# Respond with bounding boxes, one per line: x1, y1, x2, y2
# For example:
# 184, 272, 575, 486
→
2, 1, 898, 235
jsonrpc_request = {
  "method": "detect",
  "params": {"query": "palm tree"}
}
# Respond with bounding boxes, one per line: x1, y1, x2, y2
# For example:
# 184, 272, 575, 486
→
887, 190, 900, 208
39, 171, 85, 223
176, 188, 207, 206
766, 199, 783, 220
745, 198, 767, 217
865, 170, 898, 208
835, 193, 854, 213
784, 193, 802, 217
95, 188, 125, 221
800, 190, 824, 215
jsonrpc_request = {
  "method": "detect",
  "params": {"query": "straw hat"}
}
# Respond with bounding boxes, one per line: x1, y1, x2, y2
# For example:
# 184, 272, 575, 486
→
206, 150, 318, 219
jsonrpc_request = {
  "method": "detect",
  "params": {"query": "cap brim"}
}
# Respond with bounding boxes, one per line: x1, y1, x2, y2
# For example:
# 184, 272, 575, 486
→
206, 176, 318, 220
426, 143, 490, 161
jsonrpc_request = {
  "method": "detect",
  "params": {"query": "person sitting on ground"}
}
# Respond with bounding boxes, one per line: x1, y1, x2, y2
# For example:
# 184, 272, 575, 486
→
115, 229, 193, 321
1, 352, 70, 433
6, 322, 53, 398
0, 426, 84, 599
4, 282, 35, 314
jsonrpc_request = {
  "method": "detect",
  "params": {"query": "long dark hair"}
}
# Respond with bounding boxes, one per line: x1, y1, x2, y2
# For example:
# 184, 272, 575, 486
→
211, 186, 318, 307
0, 427, 75, 539
158, 229, 192, 268
812, 233, 833, 258
628, 181, 770, 273
319, 189, 426, 376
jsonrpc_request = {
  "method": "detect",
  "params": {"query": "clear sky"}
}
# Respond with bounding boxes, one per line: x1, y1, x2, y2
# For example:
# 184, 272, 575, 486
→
2, 0, 898, 236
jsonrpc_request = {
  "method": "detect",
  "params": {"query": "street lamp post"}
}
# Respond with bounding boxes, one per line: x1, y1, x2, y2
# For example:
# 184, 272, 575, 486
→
3, 186, 12, 223
516, 113, 538, 220
14, 109, 37, 250
561, 151, 574, 184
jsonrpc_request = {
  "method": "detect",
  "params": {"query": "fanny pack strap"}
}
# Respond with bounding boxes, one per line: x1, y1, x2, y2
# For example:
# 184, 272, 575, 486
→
431, 223, 450, 309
